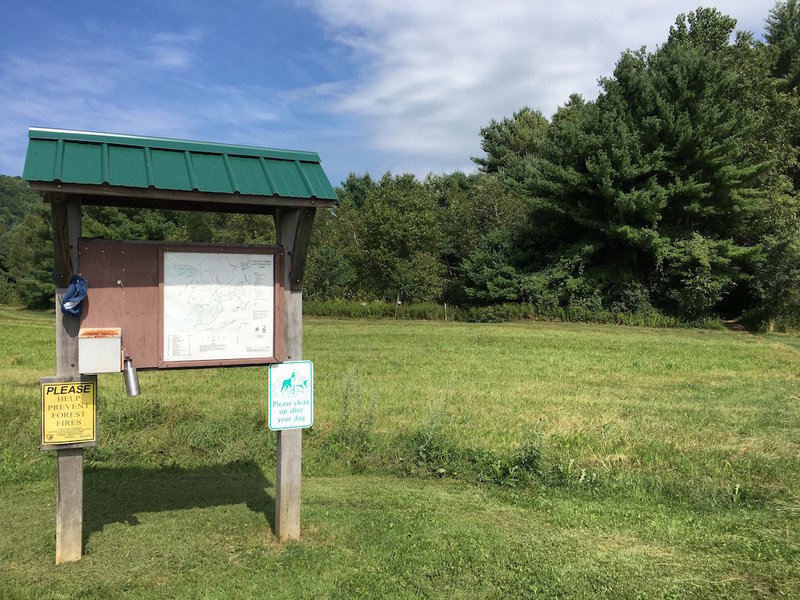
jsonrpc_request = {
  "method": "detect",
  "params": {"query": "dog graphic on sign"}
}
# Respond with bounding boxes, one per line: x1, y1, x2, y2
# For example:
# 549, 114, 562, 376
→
281, 371, 295, 392
279, 370, 309, 395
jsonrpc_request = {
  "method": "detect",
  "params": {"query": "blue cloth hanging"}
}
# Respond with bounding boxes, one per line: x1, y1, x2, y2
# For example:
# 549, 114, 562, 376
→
61, 275, 88, 317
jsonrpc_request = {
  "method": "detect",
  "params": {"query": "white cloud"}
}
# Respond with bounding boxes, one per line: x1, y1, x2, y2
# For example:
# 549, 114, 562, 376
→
144, 28, 204, 70
305, 0, 778, 176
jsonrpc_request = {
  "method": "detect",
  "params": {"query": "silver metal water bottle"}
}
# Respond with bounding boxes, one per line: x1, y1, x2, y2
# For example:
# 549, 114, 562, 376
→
123, 356, 140, 397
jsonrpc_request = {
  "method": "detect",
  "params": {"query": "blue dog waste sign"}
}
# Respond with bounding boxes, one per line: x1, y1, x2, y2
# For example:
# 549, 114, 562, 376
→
268, 361, 313, 430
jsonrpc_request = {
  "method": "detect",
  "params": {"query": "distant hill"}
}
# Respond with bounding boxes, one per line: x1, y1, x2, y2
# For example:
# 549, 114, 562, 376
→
0, 175, 40, 232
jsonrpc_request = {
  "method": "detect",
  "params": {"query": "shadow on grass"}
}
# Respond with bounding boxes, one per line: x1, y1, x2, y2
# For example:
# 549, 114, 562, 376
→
82, 460, 274, 551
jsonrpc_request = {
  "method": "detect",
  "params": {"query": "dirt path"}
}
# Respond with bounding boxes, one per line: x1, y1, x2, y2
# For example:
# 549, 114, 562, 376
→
723, 319, 750, 334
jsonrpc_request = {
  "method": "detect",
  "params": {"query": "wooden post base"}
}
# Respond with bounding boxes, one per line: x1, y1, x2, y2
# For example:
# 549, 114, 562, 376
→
275, 429, 302, 542
56, 448, 83, 563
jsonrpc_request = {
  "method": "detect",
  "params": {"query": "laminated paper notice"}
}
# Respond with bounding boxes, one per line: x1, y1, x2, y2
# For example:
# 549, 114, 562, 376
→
41, 378, 97, 447
163, 252, 274, 362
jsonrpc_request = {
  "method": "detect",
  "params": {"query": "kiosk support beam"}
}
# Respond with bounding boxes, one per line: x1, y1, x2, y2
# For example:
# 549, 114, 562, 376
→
51, 194, 84, 563
274, 208, 314, 542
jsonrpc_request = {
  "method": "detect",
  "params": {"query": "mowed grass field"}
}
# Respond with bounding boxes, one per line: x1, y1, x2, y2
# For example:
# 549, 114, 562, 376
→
1, 308, 798, 598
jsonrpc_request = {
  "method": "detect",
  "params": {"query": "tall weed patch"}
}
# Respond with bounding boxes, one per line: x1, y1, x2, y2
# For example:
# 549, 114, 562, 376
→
396, 408, 548, 488
315, 371, 376, 472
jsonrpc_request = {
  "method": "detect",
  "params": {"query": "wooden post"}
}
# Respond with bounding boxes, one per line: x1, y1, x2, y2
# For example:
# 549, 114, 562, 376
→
51, 194, 84, 563
56, 448, 83, 562
274, 207, 315, 542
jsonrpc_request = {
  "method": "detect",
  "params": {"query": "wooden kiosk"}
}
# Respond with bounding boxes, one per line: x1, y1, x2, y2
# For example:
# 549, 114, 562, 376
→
23, 127, 337, 563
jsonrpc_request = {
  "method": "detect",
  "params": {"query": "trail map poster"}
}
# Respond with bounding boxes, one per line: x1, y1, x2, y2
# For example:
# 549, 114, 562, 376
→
163, 251, 275, 363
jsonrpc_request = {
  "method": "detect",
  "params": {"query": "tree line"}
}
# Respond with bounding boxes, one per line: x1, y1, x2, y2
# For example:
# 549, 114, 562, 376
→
1, 5, 799, 327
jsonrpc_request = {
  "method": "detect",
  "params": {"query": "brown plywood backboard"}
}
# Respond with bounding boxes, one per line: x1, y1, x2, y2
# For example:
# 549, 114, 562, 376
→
79, 239, 284, 369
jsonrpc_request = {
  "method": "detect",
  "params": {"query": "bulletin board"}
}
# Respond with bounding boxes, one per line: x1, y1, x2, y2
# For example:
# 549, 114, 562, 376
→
78, 239, 285, 369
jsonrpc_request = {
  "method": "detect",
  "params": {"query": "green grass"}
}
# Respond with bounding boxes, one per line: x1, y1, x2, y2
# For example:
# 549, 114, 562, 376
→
1, 309, 798, 598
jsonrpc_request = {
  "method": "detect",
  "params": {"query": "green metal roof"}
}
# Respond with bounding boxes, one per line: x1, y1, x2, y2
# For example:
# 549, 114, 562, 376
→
23, 128, 337, 202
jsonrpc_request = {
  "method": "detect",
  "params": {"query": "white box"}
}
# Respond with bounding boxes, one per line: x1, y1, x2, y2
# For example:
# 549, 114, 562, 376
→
79, 328, 123, 374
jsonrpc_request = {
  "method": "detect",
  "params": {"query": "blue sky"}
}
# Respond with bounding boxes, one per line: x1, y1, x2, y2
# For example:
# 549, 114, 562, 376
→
0, 0, 777, 187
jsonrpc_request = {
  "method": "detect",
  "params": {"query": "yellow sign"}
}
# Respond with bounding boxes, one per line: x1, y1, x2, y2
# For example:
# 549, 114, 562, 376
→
40, 378, 96, 446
